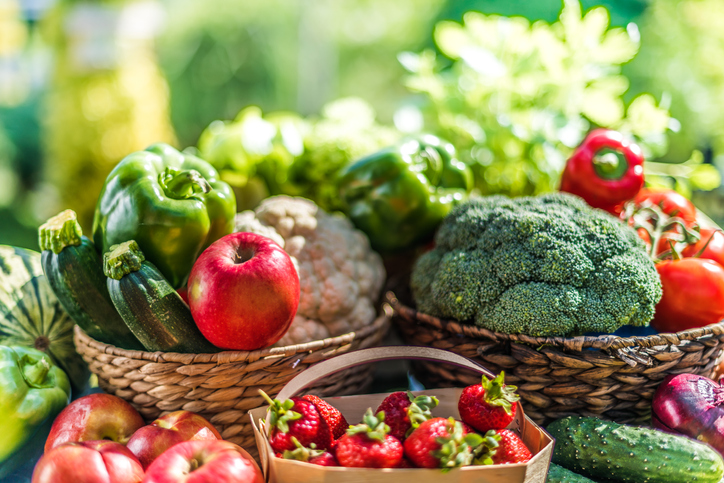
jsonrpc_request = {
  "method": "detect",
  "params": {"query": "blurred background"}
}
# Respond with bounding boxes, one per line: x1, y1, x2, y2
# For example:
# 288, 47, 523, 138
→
3, 0, 724, 250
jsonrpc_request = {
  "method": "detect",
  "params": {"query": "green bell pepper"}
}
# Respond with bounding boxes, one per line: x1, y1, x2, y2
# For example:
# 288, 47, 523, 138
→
93, 143, 237, 288
0, 345, 70, 478
338, 135, 473, 253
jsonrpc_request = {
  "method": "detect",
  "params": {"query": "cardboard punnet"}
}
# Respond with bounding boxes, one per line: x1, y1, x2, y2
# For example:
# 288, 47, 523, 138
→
250, 346, 554, 483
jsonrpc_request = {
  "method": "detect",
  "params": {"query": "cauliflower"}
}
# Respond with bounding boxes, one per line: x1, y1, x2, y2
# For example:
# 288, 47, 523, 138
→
234, 196, 386, 345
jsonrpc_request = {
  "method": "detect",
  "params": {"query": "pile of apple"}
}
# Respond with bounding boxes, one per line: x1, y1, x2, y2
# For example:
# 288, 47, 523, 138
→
32, 393, 263, 483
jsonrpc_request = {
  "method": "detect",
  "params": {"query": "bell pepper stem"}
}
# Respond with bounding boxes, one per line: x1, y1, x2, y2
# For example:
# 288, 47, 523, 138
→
38, 210, 83, 254
159, 168, 212, 200
592, 149, 629, 181
20, 354, 51, 388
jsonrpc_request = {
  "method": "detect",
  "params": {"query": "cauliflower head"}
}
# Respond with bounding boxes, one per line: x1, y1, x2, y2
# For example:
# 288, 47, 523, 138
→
235, 196, 386, 345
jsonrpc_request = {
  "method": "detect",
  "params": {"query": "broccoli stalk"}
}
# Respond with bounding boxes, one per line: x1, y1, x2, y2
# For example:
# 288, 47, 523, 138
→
410, 193, 662, 337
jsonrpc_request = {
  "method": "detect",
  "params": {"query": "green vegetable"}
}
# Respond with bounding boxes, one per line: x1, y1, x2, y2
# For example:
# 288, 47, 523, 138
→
197, 106, 306, 210
104, 240, 218, 353
285, 98, 399, 211
548, 416, 724, 483
0, 345, 70, 478
92, 143, 236, 289
400, 0, 674, 197
39, 210, 144, 350
410, 192, 662, 337
0, 245, 89, 391
546, 463, 598, 483
338, 134, 473, 253
197, 98, 399, 212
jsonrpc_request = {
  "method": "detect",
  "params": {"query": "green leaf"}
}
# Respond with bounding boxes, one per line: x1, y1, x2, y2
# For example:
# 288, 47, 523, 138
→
398, 51, 421, 73
581, 6, 610, 45
623, 94, 671, 138
596, 28, 639, 64
434, 21, 470, 59
582, 88, 625, 126
559, 0, 583, 40
690, 164, 722, 191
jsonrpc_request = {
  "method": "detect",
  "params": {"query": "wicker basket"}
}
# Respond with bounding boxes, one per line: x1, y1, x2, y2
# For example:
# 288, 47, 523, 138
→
388, 292, 724, 427
73, 313, 390, 457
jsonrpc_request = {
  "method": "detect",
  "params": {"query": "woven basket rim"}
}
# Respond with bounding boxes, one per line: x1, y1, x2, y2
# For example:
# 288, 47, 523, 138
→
74, 311, 390, 364
386, 291, 724, 353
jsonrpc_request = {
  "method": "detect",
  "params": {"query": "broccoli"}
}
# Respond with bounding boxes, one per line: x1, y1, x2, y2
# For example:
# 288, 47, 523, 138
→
410, 192, 662, 337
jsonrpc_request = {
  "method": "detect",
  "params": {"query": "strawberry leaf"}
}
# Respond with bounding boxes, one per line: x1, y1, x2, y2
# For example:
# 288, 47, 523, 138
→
347, 408, 390, 442
260, 390, 303, 433
431, 418, 477, 468
481, 372, 520, 416
472, 430, 502, 465
282, 437, 326, 462
406, 392, 440, 435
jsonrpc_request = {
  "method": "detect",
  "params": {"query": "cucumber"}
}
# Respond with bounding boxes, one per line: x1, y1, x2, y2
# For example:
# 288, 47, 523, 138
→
547, 463, 598, 483
39, 210, 144, 350
548, 416, 724, 483
104, 241, 218, 353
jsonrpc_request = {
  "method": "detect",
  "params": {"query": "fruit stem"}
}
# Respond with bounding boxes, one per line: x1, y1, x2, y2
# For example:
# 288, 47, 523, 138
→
693, 230, 722, 259
38, 209, 83, 254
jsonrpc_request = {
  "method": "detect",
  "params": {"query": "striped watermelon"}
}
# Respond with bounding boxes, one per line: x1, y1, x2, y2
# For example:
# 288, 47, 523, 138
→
0, 245, 88, 391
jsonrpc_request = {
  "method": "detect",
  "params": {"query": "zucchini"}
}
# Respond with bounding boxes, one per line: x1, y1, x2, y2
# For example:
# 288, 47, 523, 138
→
548, 416, 724, 483
547, 463, 598, 483
0, 245, 89, 391
39, 210, 144, 350
104, 240, 218, 353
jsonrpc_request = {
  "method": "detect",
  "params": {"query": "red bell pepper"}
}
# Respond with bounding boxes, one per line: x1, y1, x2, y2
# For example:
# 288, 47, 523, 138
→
559, 129, 645, 215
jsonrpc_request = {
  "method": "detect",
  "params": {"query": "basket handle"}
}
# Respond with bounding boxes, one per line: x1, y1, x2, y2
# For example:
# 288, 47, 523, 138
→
275, 346, 495, 401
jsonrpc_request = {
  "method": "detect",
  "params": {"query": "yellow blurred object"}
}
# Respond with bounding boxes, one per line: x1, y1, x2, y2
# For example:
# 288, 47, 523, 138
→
0, 0, 26, 56
42, 1, 176, 230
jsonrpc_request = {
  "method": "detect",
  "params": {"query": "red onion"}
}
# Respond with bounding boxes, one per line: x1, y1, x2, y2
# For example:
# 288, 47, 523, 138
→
652, 373, 724, 456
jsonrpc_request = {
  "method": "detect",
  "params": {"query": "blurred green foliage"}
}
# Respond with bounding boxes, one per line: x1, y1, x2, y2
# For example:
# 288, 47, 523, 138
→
624, 0, 724, 167
400, 0, 674, 197
159, 0, 445, 147
437, 0, 649, 27
197, 97, 399, 211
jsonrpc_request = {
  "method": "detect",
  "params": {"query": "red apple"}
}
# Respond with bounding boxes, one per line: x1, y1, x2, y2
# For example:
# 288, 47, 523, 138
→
45, 393, 146, 452
143, 440, 263, 483
32, 440, 144, 483
187, 232, 300, 350
127, 410, 222, 469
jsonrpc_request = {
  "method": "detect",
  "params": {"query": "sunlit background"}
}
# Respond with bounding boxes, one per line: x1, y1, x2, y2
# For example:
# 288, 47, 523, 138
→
2, 0, 724, 249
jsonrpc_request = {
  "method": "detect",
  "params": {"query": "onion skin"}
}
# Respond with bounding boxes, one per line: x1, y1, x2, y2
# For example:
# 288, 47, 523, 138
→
652, 373, 724, 456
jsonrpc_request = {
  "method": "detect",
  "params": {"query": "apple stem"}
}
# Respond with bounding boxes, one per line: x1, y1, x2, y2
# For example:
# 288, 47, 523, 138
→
233, 246, 255, 265
188, 458, 200, 473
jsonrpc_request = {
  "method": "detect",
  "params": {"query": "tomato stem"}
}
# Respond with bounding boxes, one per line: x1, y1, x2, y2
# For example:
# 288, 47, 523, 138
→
693, 229, 722, 259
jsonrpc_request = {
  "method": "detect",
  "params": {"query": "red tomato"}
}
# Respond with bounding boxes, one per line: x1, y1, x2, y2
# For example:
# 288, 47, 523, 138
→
651, 258, 724, 333
682, 227, 724, 267
634, 188, 697, 225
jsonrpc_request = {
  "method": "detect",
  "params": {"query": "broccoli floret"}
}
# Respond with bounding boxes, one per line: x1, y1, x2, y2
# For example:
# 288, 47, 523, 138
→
410, 192, 662, 337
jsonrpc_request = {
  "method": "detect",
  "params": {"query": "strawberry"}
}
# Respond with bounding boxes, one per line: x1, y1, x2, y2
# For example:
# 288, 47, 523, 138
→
302, 394, 349, 439
335, 409, 403, 468
489, 429, 532, 465
375, 391, 438, 441
403, 417, 484, 469
470, 429, 532, 466
458, 372, 520, 433
260, 391, 333, 453
282, 437, 339, 466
